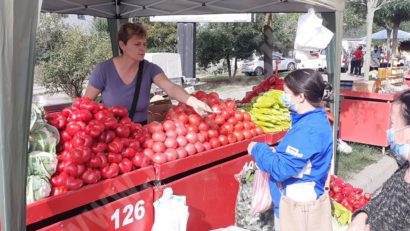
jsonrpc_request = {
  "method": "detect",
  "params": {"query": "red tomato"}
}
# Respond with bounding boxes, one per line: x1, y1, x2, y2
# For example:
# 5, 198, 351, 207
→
164, 148, 178, 162
176, 136, 188, 147
214, 115, 225, 125
227, 117, 237, 125
194, 142, 205, 153
197, 132, 206, 143
233, 131, 244, 141
221, 110, 233, 120
185, 132, 198, 144
207, 129, 219, 139
143, 138, 154, 149
243, 130, 253, 139
235, 122, 244, 131
211, 104, 222, 113
186, 124, 199, 133
220, 123, 234, 135
152, 153, 167, 164
175, 126, 188, 136
152, 142, 166, 153
164, 137, 178, 149
148, 121, 164, 133
250, 129, 257, 137
228, 134, 237, 144
188, 114, 201, 126
162, 120, 176, 131
194, 90, 207, 99
255, 126, 264, 135
198, 122, 210, 131
176, 147, 188, 159
203, 142, 212, 151
142, 148, 154, 158
102, 163, 120, 179
165, 130, 177, 138
132, 153, 144, 168
243, 112, 251, 121
209, 137, 221, 148
184, 143, 197, 155
152, 131, 166, 142
234, 111, 244, 122
177, 113, 189, 124
225, 99, 237, 110
119, 158, 133, 173
218, 135, 229, 146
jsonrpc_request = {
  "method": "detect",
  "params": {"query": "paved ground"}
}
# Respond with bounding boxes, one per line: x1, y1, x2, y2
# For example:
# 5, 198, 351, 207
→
346, 155, 398, 194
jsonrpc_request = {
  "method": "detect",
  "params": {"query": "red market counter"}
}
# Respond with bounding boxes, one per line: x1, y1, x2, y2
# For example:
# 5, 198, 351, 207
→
339, 90, 393, 147
26, 132, 284, 231
26, 166, 155, 230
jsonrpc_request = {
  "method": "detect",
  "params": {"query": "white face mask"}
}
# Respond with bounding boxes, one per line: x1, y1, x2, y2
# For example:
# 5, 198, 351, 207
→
282, 93, 299, 112
387, 126, 410, 161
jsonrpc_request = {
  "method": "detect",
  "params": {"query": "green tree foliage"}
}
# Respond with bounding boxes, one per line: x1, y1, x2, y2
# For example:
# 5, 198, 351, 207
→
38, 20, 111, 98
344, 1, 367, 37
131, 17, 178, 52
35, 14, 69, 63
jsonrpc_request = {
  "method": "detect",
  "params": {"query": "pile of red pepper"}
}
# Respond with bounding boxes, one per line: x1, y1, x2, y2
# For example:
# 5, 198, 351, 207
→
45, 97, 146, 196
329, 175, 371, 212
240, 76, 284, 104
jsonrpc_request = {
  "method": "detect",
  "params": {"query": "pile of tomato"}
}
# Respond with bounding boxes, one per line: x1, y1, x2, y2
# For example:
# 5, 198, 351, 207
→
45, 91, 264, 196
329, 175, 371, 212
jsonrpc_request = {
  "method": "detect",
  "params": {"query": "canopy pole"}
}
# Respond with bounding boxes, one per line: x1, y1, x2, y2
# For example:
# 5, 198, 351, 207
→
322, 10, 343, 175
0, 0, 41, 230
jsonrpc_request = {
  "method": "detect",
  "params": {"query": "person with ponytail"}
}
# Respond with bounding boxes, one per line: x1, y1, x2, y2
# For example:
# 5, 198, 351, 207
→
248, 69, 334, 231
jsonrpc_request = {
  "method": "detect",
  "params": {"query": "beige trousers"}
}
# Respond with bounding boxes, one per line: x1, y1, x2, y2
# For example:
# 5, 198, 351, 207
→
279, 193, 332, 231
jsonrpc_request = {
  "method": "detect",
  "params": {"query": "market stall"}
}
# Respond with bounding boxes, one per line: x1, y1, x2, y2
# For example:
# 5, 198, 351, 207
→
1, 1, 344, 231
339, 67, 409, 148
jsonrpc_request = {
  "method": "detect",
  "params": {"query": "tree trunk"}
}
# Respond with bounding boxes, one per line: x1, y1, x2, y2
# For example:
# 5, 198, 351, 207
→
391, 23, 400, 58
386, 28, 392, 61
364, 5, 375, 81
232, 57, 238, 78
226, 54, 232, 78
262, 13, 273, 77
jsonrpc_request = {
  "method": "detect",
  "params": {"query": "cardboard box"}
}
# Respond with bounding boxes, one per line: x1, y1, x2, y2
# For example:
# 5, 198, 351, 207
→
148, 99, 173, 123
352, 80, 375, 93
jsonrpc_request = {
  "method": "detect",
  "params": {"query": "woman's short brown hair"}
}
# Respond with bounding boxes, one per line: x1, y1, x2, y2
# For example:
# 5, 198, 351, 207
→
117, 23, 147, 45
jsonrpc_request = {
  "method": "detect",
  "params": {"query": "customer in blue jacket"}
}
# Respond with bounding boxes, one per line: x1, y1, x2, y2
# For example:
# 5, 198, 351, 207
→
248, 69, 333, 231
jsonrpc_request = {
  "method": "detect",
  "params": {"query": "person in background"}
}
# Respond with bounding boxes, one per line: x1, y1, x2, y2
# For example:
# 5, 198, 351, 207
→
247, 69, 333, 231
352, 46, 364, 76
84, 23, 211, 124
370, 46, 381, 71
348, 89, 410, 231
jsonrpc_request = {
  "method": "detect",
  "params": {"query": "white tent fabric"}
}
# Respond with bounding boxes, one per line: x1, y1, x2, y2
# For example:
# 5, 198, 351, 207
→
361, 29, 410, 40
41, 0, 345, 17
0, 0, 42, 230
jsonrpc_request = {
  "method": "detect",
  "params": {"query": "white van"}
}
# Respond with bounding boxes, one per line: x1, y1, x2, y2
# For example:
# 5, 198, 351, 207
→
295, 49, 348, 72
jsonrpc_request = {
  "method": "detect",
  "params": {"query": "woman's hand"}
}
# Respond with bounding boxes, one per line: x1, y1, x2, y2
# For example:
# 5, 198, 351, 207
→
186, 96, 213, 116
347, 213, 370, 231
248, 142, 257, 155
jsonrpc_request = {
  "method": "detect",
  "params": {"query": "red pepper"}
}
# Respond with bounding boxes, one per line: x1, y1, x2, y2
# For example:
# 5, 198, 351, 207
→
99, 130, 116, 144
122, 147, 135, 158
51, 186, 68, 196
92, 142, 107, 153
96, 153, 108, 168
87, 155, 103, 168
65, 122, 83, 136
115, 125, 130, 138
82, 168, 101, 184
119, 158, 133, 173
108, 153, 123, 163
65, 177, 83, 190
86, 120, 105, 137
102, 163, 119, 179
108, 139, 124, 154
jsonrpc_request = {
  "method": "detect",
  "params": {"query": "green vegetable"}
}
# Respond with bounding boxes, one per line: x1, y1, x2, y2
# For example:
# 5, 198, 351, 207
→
26, 175, 51, 204
27, 151, 58, 178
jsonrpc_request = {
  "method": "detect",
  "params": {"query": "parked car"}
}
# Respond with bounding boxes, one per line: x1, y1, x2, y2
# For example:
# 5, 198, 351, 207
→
295, 48, 348, 72
241, 53, 297, 76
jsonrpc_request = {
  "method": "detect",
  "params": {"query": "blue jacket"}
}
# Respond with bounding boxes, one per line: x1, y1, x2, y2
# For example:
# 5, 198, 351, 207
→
251, 108, 333, 217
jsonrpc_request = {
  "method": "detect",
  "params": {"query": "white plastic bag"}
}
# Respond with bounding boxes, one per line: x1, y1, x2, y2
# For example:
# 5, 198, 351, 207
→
250, 169, 272, 216
151, 187, 189, 231
294, 8, 334, 51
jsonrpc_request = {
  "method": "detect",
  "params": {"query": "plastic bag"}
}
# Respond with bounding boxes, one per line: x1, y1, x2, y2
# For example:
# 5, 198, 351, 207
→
294, 8, 334, 50
250, 170, 272, 216
151, 187, 189, 231
29, 124, 60, 154
26, 175, 51, 204
235, 161, 275, 231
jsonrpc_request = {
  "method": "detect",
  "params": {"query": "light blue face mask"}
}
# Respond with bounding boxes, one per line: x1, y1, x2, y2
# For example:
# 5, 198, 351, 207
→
387, 127, 410, 161
282, 93, 299, 112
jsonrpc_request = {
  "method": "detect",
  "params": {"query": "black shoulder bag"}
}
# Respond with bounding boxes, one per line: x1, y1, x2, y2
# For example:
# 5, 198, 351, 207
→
128, 60, 145, 121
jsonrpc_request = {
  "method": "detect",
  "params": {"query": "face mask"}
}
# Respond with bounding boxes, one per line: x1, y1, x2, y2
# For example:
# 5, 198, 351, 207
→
387, 127, 410, 161
282, 93, 299, 112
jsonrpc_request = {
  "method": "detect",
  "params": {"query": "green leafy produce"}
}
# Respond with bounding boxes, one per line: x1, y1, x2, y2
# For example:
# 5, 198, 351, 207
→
26, 175, 52, 204
27, 151, 58, 178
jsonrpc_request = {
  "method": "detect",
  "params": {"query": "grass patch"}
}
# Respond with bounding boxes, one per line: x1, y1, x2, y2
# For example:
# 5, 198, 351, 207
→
335, 143, 384, 179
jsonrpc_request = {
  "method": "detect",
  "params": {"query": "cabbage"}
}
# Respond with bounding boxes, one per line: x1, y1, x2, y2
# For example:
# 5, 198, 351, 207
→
29, 125, 60, 153
26, 175, 51, 204
27, 151, 58, 178
30, 104, 46, 132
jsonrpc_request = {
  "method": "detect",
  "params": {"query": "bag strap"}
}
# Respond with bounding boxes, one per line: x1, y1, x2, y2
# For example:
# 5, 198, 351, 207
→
129, 60, 145, 120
